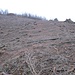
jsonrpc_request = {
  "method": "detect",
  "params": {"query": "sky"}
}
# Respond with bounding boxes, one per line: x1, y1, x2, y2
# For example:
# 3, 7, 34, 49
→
0, 0, 75, 21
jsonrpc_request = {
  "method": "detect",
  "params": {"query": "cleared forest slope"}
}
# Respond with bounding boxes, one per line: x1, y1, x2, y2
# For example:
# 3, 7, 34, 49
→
0, 15, 75, 75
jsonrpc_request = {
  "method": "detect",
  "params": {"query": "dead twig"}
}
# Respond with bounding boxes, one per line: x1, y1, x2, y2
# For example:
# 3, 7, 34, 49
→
67, 66, 75, 73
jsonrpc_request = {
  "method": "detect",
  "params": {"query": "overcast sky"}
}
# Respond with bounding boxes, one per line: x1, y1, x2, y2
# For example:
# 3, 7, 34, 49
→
0, 0, 75, 21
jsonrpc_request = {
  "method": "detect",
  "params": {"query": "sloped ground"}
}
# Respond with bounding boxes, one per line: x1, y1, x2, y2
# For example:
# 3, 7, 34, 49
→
0, 15, 75, 75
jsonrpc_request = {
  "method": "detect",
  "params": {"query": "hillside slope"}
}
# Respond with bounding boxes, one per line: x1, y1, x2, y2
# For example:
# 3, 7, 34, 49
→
0, 15, 75, 75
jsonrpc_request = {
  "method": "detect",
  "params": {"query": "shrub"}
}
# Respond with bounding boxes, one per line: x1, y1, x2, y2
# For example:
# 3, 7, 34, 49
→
54, 18, 58, 21
64, 18, 75, 24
